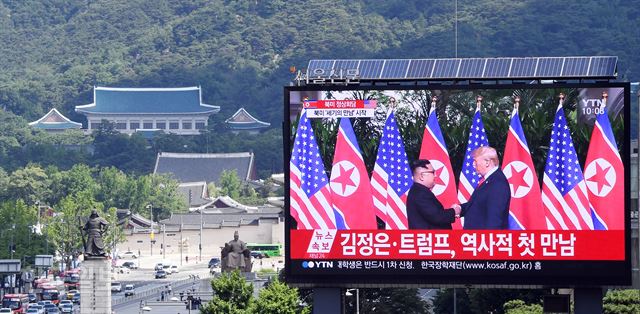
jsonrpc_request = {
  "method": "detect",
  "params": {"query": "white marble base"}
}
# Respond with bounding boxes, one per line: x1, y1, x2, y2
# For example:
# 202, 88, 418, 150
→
80, 257, 112, 314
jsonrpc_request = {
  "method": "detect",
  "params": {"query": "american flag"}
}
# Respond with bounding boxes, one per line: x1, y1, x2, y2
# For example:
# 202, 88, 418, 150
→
289, 110, 336, 229
542, 104, 594, 230
371, 111, 413, 229
457, 107, 489, 203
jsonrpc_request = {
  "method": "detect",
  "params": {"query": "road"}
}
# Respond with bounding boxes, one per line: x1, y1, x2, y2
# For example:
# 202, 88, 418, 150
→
109, 254, 281, 314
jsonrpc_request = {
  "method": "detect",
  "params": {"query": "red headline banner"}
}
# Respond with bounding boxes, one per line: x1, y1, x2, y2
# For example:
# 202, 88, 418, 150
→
290, 230, 625, 261
303, 99, 377, 109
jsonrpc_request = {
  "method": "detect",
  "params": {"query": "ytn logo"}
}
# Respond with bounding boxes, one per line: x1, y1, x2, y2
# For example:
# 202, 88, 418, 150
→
302, 261, 334, 269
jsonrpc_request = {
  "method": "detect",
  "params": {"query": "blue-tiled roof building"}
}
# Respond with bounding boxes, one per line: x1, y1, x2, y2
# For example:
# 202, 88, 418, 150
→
29, 108, 82, 132
225, 107, 270, 134
75, 86, 220, 135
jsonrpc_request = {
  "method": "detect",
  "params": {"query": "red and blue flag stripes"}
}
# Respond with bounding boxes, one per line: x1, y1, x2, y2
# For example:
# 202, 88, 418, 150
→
457, 107, 489, 204
330, 118, 378, 229
584, 106, 624, 230
419, 106, 462, 229
542, 104, 593, 230
371, 111, 413, 229
502, 108, 546, 230
290, 110, 336, 229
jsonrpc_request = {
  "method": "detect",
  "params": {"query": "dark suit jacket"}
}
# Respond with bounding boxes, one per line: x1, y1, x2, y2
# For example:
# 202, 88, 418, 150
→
407, 183, 455, 229
461, 168, 511, 229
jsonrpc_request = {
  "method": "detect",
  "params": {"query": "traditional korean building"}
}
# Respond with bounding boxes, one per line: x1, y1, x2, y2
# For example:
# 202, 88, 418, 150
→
75, 86, 220, 135
28, 108, 82, 133
225, 107, 270, 134
154, 151, 256, 183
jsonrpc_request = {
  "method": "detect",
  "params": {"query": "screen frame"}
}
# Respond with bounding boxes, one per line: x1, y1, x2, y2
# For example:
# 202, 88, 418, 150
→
283, 81, 632, 288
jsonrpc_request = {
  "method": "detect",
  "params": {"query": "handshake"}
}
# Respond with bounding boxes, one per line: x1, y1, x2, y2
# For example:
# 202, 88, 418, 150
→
451, 204, 462, 218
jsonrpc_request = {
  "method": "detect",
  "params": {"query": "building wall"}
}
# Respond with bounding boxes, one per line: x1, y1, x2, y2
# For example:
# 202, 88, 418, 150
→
84, 114, 210, 135
119, 219, 284, 263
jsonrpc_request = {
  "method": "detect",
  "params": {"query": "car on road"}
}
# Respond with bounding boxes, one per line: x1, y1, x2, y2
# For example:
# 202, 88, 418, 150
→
122, 261, 138, 269
117, 251, 137, 259
111, 281, 123, 293
59, 304, 72, 314
43, 304, 57, 313
28, 293, 37, 303
113, 265, 130, 274
28, 304, 45, 314
0, 308, 12, 314
124, 284, 135, 297
65, 290, 78, 300
154, 269, 167, 279
162, 264, 173, 274
208, 257, 221, 268
170, 265, 179, 273
154, 263, 164, 271
71, 293, 80, 305
57, 300, 72, 309
26, 309, 39, 314
250, 251, 266, 259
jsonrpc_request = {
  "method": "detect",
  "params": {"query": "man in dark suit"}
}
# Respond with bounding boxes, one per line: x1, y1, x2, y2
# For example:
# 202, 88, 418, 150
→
454, 146, 510, 229
407, 159, 461, 229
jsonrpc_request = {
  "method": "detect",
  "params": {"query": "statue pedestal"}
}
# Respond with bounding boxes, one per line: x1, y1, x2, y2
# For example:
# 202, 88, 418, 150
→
80, 256, 112, 314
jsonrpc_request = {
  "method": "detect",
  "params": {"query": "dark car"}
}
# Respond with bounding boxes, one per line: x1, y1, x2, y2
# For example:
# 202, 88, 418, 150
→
72, 292, 80, 304
28, 292, 37, 303
122, 261, 138, 269
250, 251, 266, 259
208, 257, 221, 268
155, 269, 167, 279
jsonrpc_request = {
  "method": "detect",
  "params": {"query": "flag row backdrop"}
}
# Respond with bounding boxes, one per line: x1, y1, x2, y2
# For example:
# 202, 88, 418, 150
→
290, 104, 623, 231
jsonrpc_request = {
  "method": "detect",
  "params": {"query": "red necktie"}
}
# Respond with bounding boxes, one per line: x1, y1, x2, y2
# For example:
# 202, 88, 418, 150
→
477, 177, 485, 187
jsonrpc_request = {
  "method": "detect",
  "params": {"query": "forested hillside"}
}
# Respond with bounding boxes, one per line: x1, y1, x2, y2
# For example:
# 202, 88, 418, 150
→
0, 0, 637, 125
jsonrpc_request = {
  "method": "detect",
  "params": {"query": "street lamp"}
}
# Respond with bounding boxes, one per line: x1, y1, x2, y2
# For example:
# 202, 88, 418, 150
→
345, 288, 360, 314
199, 208, 203, 262
10, 224, 16, 259
162, 223, 166, 260
146, 204, 155, 256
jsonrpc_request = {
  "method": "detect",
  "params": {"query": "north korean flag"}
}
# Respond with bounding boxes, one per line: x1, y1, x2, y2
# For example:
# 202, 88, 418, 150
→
419, 107, 462, 229
584, 107, 624, 230
330, 118, 378, 229
502, 108, 546, 230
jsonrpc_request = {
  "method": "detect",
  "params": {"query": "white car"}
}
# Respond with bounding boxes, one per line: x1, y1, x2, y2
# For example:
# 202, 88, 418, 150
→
0, 308, 12, 314
118, 251, 137, 259
113, 265, 130, 274
170, 265, 179, 273
124, 284, 136, 297
58, 300, 72, 308
111, 281, 123, 292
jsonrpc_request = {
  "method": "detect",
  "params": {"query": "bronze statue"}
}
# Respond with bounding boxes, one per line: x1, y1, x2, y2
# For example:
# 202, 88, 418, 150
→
221, 231, 252, 272
81, 209, 109, 257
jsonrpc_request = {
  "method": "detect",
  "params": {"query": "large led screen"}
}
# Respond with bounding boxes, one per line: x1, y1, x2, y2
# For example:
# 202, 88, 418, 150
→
284, 83, 631, 287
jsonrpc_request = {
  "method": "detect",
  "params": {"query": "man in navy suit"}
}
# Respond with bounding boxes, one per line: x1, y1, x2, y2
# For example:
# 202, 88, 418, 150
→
407, 159, 461, 229
454, 146, 510, 229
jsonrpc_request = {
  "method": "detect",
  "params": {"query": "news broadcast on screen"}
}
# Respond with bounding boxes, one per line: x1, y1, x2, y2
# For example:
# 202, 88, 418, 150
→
284, 82, 631, 287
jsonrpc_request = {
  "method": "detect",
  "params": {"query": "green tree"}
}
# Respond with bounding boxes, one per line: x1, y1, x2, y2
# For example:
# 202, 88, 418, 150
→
354, 288, 430, 314
0, 200, 47, 262
219, 169, 242, 199
433, 288, 544, 314
95, 166, 130, 210
603, 289, 640, 314
6, 164, 51, 204
45, 196, 85, 270
249, 279, 308, 314
503, 300, 543, 314
48, 164, 97, 204
201, 270, 253, 314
